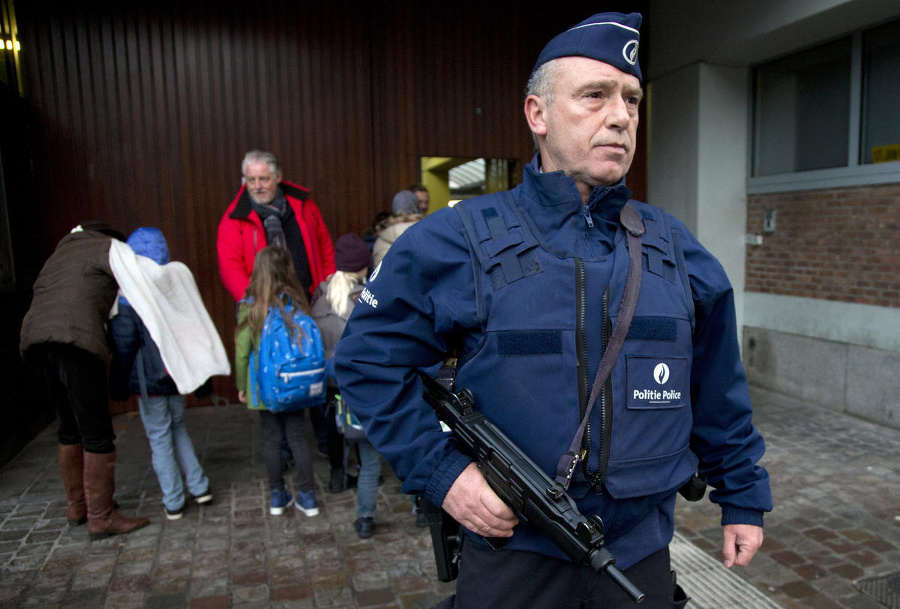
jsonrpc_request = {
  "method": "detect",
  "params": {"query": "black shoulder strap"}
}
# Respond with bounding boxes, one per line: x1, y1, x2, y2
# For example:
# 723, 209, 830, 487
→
554, 203, 645, 492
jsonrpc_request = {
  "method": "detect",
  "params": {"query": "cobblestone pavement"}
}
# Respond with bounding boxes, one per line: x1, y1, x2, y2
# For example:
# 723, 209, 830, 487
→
676, 387, 900, 609
0, 386, 898, 608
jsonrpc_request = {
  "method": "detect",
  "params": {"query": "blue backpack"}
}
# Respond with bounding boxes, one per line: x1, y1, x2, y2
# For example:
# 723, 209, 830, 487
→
250, 303, 326, 412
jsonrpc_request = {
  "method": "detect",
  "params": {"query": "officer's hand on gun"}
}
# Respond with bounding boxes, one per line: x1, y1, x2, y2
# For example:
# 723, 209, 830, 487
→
442, 463, 518, 538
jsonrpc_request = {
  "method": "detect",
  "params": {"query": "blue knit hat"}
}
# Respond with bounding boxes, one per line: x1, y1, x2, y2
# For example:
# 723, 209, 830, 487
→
126, 227, 170, 265
532, 12, 642, 83
119, 227, 170, 307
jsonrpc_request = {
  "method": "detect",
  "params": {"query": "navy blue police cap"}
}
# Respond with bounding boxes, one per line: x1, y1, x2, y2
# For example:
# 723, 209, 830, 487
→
532, 12, 642, 83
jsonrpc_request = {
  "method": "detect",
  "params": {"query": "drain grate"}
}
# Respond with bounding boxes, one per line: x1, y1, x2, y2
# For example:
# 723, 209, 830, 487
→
858, 571, 900, 609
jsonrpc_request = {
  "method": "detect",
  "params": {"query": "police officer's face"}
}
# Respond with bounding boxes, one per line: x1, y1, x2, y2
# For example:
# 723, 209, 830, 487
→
528, 57, 642, 196
243, 161, 282, 205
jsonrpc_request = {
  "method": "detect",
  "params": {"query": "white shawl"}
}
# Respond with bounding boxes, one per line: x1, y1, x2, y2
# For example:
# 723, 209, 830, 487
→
109, 240, 230, 394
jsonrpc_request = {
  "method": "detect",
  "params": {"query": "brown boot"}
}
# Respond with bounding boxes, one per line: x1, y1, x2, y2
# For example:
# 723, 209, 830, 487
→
84, 451, 149, 541
58, 443, 87, 526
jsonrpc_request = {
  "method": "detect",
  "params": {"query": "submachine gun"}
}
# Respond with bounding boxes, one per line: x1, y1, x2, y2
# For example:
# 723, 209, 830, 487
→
419, 372, 645, 604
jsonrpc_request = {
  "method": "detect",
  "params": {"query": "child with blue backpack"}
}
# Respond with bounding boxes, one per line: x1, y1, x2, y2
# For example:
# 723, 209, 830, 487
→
235, 246, 321, 517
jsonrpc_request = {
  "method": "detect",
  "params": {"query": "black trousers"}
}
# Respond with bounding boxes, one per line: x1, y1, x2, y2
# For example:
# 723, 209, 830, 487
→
442, 538, 688, 609
259, 409, 315, 493
27, 343, 116, 453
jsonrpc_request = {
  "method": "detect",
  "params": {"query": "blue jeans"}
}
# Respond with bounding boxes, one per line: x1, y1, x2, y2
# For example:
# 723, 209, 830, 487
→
138, 395, 209, 511
356, 439, 380, 518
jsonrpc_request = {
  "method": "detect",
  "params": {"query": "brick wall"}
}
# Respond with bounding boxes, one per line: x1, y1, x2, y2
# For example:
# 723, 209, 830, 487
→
746, 184, 900, 308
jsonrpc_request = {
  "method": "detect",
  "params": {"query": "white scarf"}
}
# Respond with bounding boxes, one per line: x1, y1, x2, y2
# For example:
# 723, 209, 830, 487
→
108, 240, 230, 394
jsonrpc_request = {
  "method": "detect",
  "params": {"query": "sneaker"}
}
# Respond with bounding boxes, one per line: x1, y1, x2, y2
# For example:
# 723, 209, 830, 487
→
270, 488, 294, 516
296, 490, 319, 517
165, 505, 184, 521
193, 488, 213, 505
354, 517, 375, 539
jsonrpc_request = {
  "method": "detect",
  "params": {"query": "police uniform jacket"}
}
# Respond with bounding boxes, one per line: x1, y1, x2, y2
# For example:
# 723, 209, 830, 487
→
334, 156, 772, 569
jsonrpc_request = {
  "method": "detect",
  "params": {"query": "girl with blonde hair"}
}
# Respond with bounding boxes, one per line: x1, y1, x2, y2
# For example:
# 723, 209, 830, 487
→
310, 234, 381, 537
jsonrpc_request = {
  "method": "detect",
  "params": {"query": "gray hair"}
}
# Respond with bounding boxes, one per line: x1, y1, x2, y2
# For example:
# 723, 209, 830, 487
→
241, 150, 281, 176
525, 60, 558, 105
525, 61, 559, 149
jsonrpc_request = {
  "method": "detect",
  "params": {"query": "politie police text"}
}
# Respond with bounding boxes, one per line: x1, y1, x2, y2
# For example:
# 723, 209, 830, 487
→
633, 389, 682, 401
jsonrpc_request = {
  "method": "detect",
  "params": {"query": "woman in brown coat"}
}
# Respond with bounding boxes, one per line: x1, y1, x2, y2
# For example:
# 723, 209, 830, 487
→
20, 221, 149, 540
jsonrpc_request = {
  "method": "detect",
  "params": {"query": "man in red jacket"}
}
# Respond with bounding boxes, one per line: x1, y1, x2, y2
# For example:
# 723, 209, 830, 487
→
217, 150, 335, 301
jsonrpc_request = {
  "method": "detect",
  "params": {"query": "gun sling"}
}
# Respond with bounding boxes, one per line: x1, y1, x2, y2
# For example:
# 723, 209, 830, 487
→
554, 203, 645, 491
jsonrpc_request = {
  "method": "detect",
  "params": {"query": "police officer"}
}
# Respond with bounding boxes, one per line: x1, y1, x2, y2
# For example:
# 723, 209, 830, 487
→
335, 12, 772, 608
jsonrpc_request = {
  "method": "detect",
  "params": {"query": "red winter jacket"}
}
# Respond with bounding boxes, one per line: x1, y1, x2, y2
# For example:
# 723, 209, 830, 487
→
216, 181, 336, 301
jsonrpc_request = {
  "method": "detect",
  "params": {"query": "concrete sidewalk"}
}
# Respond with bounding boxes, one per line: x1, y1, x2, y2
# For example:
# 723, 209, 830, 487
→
0, 386, 898, 608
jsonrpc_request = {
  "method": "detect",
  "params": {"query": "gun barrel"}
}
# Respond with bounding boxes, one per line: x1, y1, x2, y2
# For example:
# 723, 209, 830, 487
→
605, 565, 646, 604
588, 544, 645, 603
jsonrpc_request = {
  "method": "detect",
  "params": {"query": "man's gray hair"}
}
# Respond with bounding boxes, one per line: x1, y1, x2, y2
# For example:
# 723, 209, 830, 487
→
525, 60, 558, 105
241, 150, 281, 176
525, 61, 559, 150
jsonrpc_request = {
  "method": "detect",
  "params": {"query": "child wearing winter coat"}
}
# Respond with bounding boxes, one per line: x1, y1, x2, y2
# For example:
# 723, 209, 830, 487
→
311, 233, 380, 538
108, 227, 214, 520
235, 246, 319, 517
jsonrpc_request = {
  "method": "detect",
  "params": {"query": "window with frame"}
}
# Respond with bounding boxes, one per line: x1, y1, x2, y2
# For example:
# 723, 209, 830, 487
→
752, 38, 851, 177
750, 18, 900, 189
860, 19, 900, 164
